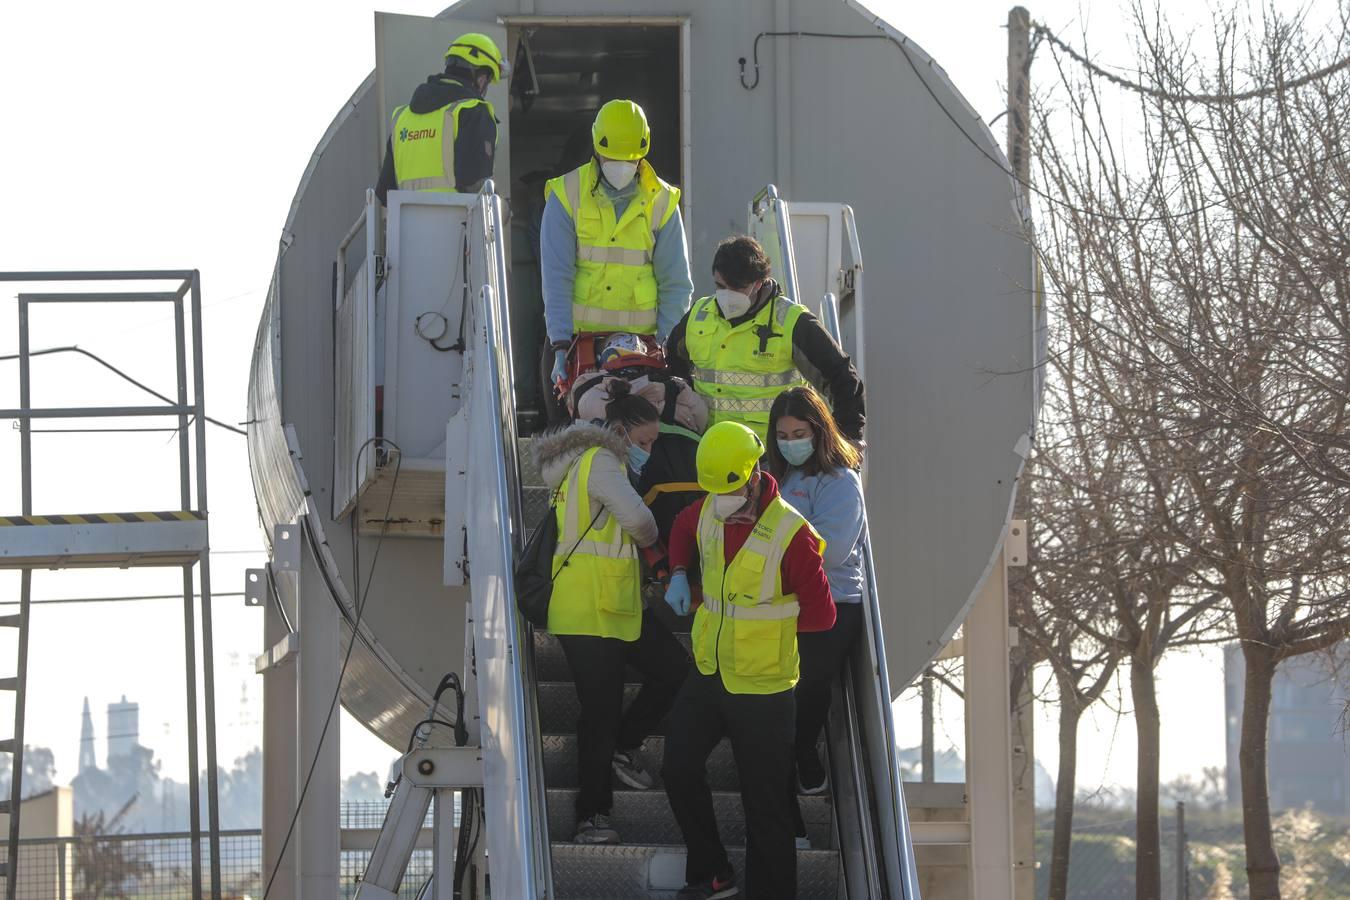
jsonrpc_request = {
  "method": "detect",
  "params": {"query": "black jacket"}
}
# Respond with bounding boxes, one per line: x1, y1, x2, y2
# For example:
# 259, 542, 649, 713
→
375, 73, 497, 203
665, 279, 867, 440
636, 425, 703, 547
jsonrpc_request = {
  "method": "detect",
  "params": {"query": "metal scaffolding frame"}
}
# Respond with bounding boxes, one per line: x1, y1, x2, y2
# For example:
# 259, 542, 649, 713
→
0, 270, 223, 900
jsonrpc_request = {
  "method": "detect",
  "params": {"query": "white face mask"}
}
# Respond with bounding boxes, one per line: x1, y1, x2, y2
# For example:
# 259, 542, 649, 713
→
600, 160, 638, 190
711, 492, 748, 521
716, 287, 754, 319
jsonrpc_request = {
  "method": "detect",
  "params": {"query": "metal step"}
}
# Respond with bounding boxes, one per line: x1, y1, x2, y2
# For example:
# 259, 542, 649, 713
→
550, 843, 843, 899
533, 630, 692, 683
0, 616, 21, 629
522, 485, 552, 528
544, 735, 740, 792
538, 682, 663, 736
547, 788, 834, 849
0, 740, 13, 755
517, 436, 543, 486
0, 679, 16, 692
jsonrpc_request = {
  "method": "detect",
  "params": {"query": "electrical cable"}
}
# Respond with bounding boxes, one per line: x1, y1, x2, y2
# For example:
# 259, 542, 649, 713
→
0, 345, 247, 435
260, 437, 402, 900
738, 30, 892, 90
404, 718, 460, 754
0, 592, 245, 607
415, 224, 471, 353
453, 785, 483, 898
1029, 20, 1350, 105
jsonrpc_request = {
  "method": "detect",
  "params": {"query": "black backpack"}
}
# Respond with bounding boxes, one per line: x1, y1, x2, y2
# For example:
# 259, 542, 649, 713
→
514, 499, 604, 630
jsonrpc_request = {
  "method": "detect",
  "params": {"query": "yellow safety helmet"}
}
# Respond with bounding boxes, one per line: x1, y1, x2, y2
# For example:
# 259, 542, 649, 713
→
697, 422, 764, 494
446, 33, 508, 83
592, 99, 651, 161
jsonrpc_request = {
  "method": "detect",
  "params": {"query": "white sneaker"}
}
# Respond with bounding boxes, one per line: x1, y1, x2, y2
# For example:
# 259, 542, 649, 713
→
612, 747, 656, 789
574, 813, 620, 844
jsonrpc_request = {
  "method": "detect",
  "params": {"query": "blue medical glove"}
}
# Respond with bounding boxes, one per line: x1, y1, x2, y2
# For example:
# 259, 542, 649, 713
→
551, 349, 568, 385
665, 570, 691, 616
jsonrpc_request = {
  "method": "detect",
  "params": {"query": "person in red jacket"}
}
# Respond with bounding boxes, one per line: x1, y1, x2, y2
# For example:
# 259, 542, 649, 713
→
660, 422, 834, 900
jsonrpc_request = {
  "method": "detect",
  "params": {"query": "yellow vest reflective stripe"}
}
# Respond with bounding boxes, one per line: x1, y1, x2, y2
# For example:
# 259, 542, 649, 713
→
684, 294, 807, 441
390, 96, 495, 193
690, 495, 818, 694
700, 595, 800, 620
544, 159, 681, 334
546, 447, 642, 641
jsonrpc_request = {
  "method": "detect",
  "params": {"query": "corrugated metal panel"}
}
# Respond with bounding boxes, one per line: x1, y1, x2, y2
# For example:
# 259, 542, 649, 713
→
249, 71, 466, 750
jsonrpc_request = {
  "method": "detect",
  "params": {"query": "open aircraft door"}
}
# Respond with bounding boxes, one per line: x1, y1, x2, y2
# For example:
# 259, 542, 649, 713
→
375, 12, 512, 208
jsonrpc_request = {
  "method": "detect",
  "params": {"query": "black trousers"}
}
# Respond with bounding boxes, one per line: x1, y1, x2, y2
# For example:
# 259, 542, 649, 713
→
557, 608, 690, 821
792, 602, 864, 834
662, 671, 796, 900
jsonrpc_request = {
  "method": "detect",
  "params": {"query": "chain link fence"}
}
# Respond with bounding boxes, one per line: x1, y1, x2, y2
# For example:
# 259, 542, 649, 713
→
8, 829, 434, 899
1035, 806, 1350, 899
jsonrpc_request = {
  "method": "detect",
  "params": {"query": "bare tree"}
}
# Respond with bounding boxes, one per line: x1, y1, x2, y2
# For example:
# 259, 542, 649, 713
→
1029, 4, 1350, 897
1025, 275, 1224, 898
74, 799, 152, 900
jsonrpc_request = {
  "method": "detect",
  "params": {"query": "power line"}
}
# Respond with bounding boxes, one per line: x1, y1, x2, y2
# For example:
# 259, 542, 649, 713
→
1030, 20, 1350, 105
0, 592, 245, 607
0, 346, 246, 436
261, 439, 402, 900
737, 27, 1350, 227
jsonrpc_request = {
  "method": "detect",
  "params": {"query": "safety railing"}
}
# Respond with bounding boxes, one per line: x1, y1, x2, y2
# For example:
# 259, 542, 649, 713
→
821, 293, 922, 899
838, 206, 867, 380
332, 192, 381, 520
749, 184, 802, 303
472, 183, 554, 898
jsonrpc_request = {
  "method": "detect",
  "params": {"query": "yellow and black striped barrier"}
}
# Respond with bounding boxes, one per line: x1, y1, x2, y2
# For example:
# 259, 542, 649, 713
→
0, 511, 204, 527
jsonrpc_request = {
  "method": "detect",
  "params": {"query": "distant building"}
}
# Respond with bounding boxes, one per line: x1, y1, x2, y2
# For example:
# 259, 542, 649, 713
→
1224, 645, 1350, 814
106, 695, 139, 765
78, 698, 97, 773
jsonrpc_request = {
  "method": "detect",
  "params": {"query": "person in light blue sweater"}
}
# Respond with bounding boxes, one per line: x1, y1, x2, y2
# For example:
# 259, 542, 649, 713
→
539, 174, 693, 354
766, 385, 868, 848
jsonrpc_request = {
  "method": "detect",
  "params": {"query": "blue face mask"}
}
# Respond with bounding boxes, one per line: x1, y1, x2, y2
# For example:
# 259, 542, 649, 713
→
778, 436, 814, 467
627, 442, 651, 474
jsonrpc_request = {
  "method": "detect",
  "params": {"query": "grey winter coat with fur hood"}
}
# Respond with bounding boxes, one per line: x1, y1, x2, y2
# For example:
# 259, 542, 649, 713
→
533, 421, 659, 548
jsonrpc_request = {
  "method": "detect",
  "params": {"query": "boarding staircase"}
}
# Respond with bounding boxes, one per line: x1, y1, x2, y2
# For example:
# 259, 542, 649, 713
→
349, 184, 919, 897
517, 443, 847, 897
510, 186, 917, 898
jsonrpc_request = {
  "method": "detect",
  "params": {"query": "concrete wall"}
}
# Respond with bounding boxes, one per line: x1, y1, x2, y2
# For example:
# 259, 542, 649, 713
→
0, 787, 75, 899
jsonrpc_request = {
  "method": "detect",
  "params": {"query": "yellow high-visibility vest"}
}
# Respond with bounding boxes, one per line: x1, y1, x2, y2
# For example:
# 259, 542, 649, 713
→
690, 495, 820, 694
684, 294, 807, 441
547, 447, 642, 641
544, 159, 680, 334
390, 95, 495, 192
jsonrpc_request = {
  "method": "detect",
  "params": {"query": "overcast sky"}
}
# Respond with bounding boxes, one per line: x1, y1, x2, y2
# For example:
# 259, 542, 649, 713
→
1, 0, 1298, 802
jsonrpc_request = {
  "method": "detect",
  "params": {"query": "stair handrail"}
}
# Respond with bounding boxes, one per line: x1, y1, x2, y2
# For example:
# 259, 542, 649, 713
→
748, 183, 802, 305
476, 183, 555, 898
822, 291, 922, 900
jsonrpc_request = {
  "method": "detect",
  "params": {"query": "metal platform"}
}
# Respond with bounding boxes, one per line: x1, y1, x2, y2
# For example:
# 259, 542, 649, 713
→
0, 511, 207, 568
0, 269, 224, 900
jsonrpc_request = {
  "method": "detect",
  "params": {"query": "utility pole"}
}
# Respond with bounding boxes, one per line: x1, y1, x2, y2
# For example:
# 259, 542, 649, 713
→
921, 670, 935, 783
1006, 9, 1037, 900
1175, 801, 1189, 900
1007, 7, 1033, 186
